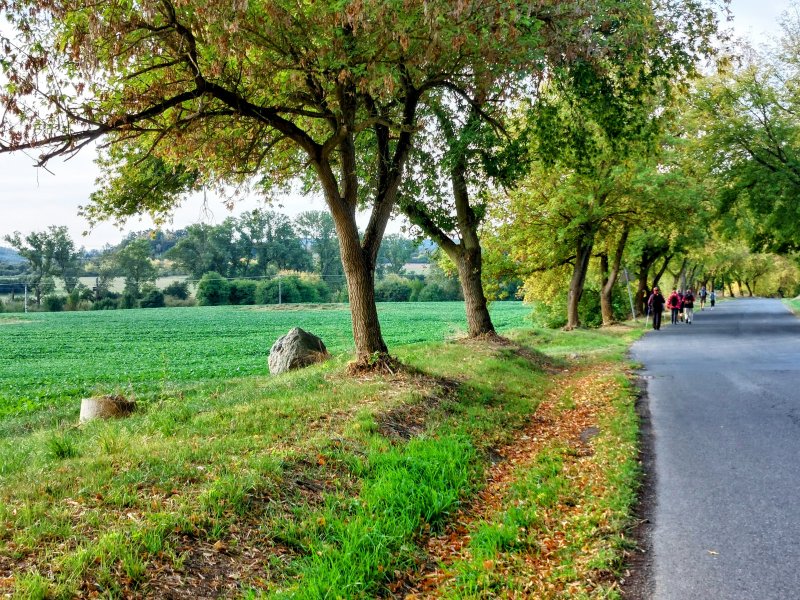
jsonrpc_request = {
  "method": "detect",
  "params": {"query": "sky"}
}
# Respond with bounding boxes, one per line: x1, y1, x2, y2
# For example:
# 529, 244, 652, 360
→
0, 0, 794, 250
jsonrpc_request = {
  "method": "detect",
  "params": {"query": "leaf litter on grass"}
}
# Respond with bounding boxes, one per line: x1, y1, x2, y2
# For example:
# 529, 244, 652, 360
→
397, 362, 636, 599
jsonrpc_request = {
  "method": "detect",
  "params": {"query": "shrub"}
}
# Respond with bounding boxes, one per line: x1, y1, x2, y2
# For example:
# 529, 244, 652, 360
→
417, 281, 461, 302
196, 272, 230, 306
163, 280, 190, 300
255, 277, 300, 304
228, 279, 258, 305
91, 298, 119, 311
119, 292, 139, 309
66, 288, 82, 311
42, 295, 67, 312
164, 296, 197, 308
140, 289, 166, 308
375, 275, 413, 302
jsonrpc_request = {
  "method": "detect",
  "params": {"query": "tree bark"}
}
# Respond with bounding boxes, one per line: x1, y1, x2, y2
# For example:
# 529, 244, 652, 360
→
400, 106, 495, 337
599, 228, 629, 326
635, 247, 669, 316
652, 254, 672, 289
566, 237, 594, 330
448, 128, 495, 337
455, 247, 495, 337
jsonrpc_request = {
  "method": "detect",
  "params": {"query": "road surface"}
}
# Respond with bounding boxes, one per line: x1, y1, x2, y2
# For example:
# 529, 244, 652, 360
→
631, 298, 800, 600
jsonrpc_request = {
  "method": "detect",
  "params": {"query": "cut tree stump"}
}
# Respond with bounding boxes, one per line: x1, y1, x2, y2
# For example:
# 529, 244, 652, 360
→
79, 395, 136, 423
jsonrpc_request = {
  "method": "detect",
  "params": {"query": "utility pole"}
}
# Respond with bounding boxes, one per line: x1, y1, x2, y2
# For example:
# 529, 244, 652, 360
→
24, 283, 28, 313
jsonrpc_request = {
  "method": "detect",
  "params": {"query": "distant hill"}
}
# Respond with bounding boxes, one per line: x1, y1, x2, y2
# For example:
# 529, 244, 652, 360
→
0, 246, 24, 265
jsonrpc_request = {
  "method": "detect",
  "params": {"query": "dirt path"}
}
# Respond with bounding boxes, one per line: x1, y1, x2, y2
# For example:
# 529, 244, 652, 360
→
397, 363, 632, 598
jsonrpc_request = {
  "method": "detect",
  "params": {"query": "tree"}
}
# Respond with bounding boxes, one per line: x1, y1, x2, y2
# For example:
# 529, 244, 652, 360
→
401, 102, 511, 336
690, 38, 800, 253
236, 210, 310, 276
0, 0, 546, 365
4, 226, 79, 304
114, 238, 158, 298
50, 227, 81, 293
166, 223, 236, 279
295, 210, 344, 290
376, 234, 416, 277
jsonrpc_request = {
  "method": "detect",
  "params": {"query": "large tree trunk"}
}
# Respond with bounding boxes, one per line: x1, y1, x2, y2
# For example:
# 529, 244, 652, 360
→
449, 132, 495, 337
455, 247, 495, 337
566, 238, 594, 330
400, 106, 495, 338
313, 81, 418, 366
599, 229, 629, 326
634, 246, 669, 316
635, 266, 650, 317
599, 253, 614, 326
342, 248, 388, 358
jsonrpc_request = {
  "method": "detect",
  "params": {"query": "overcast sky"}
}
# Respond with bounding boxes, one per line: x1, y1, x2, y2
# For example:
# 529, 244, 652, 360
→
0, 0, 793, 249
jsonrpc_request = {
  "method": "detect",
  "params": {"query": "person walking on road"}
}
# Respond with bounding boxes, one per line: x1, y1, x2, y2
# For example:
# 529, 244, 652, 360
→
699, 285, 707, 310
709, 289, 716, 309
667, 289, 681, 325
683, 289, 695, 324
648, 286, 666, 330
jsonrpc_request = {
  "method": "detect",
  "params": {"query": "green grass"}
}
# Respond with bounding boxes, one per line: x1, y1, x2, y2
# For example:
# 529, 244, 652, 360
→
0, 312, 645, 599
0, 302, 531, 420
784, 298, 800, 314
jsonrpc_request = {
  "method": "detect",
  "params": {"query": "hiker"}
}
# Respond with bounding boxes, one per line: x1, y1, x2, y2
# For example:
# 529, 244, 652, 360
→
683, 289, 695, 324
648, 286, 666, 330
667, 289, 681, 325
677, 290, 685, 322
699, 285, 707, 310
709, 289, 716, 309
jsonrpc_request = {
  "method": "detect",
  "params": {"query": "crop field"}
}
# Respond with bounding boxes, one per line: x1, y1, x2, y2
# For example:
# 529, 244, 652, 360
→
0, 302, 531, 418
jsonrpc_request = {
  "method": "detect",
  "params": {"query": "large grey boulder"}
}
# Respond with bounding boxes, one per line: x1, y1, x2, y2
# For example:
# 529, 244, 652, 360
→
268, 327, 330, 375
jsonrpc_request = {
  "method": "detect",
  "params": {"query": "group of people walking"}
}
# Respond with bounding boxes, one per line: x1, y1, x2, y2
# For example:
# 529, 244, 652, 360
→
645, 285, 715, 330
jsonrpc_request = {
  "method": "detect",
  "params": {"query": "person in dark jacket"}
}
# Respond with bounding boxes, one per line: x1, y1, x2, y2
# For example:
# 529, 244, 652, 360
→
648, 286, 666, 330
667, 289, 681, 325
683, 289, 695, 323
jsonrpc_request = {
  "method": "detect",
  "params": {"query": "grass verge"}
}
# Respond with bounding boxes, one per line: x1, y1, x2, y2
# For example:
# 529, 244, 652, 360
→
0, 323, 644, 599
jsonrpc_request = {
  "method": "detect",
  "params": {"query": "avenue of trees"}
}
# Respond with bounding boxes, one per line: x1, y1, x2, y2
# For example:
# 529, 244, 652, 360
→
3, 1, 800, 357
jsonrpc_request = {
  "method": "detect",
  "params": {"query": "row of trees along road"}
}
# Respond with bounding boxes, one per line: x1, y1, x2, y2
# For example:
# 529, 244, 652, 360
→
0, 1, 728, 364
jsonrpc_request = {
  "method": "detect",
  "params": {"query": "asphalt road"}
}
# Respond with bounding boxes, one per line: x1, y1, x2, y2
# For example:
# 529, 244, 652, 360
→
631, 298, 800, 600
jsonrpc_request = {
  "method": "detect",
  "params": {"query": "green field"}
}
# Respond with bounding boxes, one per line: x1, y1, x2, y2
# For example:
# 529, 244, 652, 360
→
0, 302, 531, 418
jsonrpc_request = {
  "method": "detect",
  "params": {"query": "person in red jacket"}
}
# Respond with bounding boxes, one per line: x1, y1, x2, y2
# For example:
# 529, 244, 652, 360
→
667, 289, 681, 325
683, 289, 695, 324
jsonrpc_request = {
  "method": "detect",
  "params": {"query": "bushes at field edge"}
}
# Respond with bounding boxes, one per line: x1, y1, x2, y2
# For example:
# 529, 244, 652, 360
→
197, 272, 230, 306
